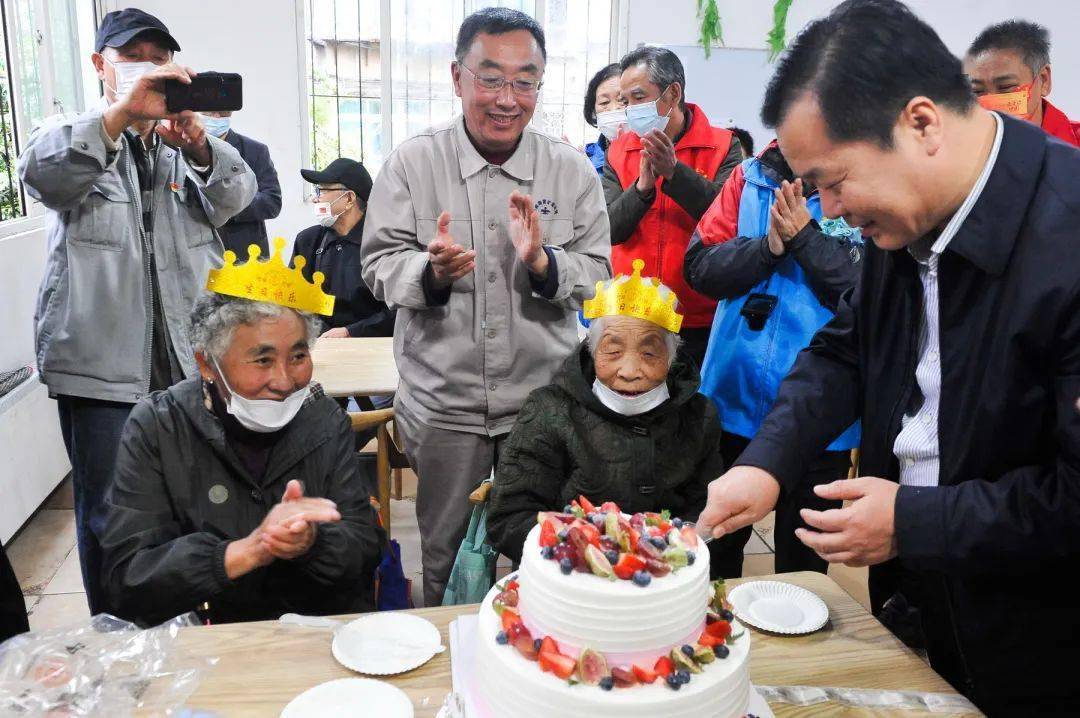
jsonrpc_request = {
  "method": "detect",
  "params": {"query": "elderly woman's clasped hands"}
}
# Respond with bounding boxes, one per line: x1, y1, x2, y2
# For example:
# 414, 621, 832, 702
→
225, 480, 342, 577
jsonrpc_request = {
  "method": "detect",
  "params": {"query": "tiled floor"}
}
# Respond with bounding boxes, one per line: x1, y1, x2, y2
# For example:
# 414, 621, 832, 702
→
8, 474, 870, 630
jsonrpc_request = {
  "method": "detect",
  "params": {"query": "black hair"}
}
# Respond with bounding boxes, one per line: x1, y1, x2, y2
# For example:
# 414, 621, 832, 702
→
619, 46, 687, 113
455, 7, 546, 63
583, 63, 623, 127
726, 126, 754, 157
967, 20, 1050, 75
760, 0, 975, 147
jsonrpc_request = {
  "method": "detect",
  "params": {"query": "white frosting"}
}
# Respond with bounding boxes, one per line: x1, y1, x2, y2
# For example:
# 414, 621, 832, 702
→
473, 584, 750, 718
518, 523, 710, 659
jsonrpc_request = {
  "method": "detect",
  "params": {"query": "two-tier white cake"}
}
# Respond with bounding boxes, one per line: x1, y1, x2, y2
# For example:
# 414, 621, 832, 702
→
471, 504, 751, 717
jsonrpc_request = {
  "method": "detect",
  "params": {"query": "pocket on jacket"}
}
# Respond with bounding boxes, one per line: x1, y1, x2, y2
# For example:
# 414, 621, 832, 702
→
172, 177, 220, 251
539, 218, 574, 247
68, 183, 132, 252
417, 217, 474, 294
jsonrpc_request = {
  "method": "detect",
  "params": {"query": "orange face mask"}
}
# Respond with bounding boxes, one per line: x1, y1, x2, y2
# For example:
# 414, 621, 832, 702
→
977, 83, 1034, 119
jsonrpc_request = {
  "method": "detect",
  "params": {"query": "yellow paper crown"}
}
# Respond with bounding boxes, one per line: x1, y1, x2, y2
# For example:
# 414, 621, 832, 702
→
582, 259, 683, 333
205, 237, 336, 316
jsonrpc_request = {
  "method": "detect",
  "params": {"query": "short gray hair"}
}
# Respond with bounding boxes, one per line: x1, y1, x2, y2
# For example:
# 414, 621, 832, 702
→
586, 316, 680, 368
619, 45, 687, 110
189, 293, 322, 361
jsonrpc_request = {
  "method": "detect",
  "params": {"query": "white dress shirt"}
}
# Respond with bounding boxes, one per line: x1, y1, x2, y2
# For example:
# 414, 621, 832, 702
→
893, 112, 1003, 487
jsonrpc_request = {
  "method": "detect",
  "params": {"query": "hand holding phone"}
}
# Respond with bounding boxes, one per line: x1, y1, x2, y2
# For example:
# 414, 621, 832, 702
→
165, 72, 243, 113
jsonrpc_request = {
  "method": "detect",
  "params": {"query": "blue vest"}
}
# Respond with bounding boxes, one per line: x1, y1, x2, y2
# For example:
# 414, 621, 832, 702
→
585, 139, 606, 175
698, 158, 862, 451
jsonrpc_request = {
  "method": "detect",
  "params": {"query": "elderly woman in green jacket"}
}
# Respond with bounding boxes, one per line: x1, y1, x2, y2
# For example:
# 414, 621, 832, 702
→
487, 261, 725, 564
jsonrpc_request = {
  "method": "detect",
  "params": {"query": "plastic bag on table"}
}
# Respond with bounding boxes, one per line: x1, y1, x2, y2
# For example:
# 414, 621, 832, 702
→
0, 612, 216, 717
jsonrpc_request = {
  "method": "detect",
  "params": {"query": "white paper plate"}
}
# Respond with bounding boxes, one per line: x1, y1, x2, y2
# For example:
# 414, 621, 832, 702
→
332, 612, 445, 675
728, 580, 829, 635
281, 678, 413, 718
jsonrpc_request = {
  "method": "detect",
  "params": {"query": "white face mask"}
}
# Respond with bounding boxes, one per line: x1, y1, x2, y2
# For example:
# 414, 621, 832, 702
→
625, 88, 673, 137
592, 378, 670, 416
104, 58, 158, 99
313, 191, 350, 228
199, 114, 231, 137
212, 357, 310, 433
596, 109, 627, 141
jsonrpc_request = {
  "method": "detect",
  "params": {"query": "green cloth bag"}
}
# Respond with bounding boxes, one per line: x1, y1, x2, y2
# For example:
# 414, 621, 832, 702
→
442, 498, 498, 606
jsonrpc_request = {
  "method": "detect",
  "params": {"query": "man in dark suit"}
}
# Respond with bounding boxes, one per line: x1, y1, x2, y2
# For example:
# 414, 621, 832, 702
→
697, 1, 1080, 714
202, 111, 282, 255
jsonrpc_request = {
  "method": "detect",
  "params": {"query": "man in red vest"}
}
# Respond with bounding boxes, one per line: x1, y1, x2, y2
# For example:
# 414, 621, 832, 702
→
964, 19, 1080, 147
601, 46, 743, 366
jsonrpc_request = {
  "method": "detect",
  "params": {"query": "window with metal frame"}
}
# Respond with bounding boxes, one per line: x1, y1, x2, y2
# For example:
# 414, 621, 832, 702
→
1, 0, 99, 226
304, 0, 615, 173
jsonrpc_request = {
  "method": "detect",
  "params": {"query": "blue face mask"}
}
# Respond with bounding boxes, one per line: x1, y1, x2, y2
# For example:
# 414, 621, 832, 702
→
625, 86, 673, 137
200, 114, 231, 137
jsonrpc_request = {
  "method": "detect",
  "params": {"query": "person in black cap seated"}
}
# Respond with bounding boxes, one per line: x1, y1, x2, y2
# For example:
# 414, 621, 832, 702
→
17, 7, 255, 615
202, 110, 282, 256
293, 159, 395, 484
292, 158, 395, 341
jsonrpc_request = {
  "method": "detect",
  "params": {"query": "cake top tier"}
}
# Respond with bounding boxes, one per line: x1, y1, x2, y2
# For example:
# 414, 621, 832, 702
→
532, 497, 705, 586
513, 498, 712, 658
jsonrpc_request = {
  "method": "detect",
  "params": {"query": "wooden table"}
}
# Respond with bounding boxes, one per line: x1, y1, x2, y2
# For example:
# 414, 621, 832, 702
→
176, 571, 978, 717
311, 337, 398, 398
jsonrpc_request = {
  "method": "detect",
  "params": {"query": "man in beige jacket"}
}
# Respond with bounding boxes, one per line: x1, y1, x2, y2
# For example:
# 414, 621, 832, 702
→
361, 8, 610, 606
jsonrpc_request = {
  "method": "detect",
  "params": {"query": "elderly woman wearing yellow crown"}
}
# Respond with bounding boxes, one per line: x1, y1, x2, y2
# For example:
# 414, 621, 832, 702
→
99, 241, 383, 626
487, 260, 726, 563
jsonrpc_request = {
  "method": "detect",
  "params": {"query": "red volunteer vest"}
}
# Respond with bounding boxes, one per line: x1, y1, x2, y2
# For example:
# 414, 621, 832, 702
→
607, 103, 733, 329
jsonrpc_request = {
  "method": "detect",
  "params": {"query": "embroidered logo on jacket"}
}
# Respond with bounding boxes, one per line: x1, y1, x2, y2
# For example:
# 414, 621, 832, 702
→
534, 198, 558, 216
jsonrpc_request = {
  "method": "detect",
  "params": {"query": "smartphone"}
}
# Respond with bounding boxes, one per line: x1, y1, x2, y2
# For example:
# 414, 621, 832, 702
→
164, 72, 243, 113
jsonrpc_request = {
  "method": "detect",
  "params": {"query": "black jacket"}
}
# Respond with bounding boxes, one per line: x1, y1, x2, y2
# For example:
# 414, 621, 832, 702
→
217, 130, 282, 256
101, 377, 383, 626
683, 144, 861, 312
738, 115, 1080, 714
293, 219, 395, 337
487, 344, 725, 562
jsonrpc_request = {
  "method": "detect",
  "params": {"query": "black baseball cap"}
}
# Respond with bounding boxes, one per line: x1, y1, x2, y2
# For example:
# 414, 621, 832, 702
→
301, 158, 373, 203
95, 8, 181, 54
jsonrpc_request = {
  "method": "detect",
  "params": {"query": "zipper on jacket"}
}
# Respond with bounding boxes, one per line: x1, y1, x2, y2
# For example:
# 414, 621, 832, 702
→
119, 139, 155, 398
940, 577, 976, 697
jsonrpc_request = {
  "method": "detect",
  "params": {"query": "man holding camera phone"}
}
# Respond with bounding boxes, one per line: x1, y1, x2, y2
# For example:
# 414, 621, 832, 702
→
18, 8, 255, 614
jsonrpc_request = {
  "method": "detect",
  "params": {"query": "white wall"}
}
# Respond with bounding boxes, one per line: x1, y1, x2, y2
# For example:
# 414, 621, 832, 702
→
99, 0, 313, 251
626, 0, 1080, 138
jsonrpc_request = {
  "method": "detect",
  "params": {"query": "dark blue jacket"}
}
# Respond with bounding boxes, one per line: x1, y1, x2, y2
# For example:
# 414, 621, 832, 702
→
293, 219, 395, 337
738, 114, 1080, 715
217, 130, 282, 255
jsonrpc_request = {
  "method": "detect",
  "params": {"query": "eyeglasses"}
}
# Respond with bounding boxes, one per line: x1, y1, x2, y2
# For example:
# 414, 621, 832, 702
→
459, 63, 543, 96
313, 186, 349, 199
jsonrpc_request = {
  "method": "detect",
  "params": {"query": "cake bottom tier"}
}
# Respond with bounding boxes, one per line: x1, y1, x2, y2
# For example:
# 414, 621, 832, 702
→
472, 583, 751, 718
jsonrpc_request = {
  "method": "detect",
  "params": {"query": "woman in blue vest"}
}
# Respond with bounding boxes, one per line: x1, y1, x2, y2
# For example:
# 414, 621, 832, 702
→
684, 141, 863, 578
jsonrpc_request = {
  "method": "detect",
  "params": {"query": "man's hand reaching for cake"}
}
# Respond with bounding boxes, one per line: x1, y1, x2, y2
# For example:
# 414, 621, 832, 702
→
697, 466, 780, 541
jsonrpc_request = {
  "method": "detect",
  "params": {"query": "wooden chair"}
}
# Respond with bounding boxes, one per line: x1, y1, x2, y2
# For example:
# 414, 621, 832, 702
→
348, 409, 409, 536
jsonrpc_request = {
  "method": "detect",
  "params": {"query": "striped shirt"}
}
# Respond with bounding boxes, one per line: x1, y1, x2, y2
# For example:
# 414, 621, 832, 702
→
893, 112, 1003, 487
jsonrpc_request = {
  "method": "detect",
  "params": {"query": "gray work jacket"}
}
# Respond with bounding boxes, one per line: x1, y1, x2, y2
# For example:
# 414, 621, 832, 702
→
18, 107, 257, 402
361, 117, 611, 435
